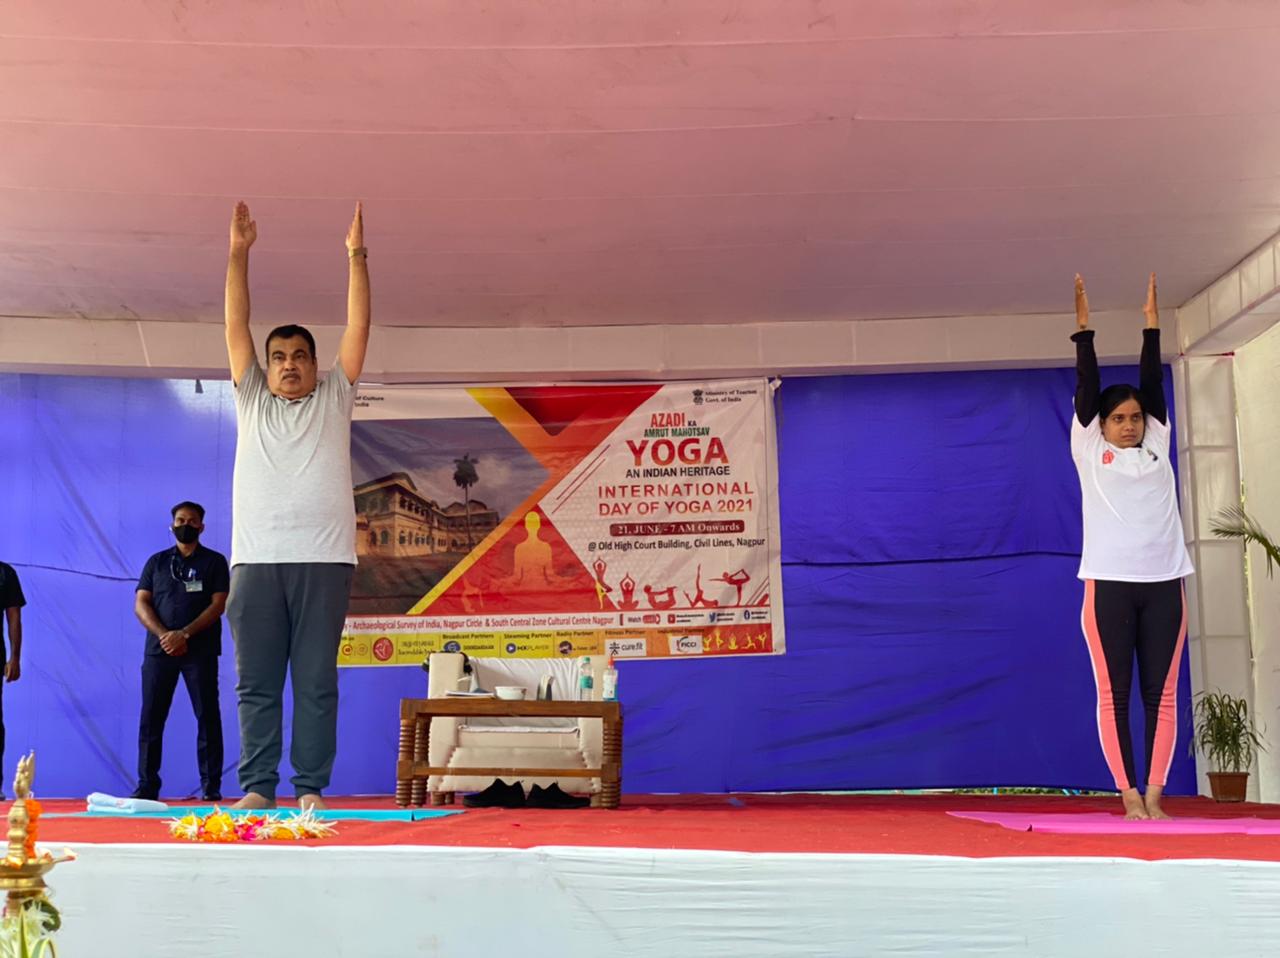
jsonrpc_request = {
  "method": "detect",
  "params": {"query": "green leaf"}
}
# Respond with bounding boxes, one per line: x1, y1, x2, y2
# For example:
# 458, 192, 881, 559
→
1211, 505, 1280, 578
1192, 690, 1268, 772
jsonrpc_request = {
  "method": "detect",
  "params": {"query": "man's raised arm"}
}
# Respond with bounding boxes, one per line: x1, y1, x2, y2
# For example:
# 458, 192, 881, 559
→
339, 202, 370, 385
225, 201, 258, 385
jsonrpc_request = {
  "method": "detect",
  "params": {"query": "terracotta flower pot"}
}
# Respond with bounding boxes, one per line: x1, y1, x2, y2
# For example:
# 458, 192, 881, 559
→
1207, 771, 1249, 802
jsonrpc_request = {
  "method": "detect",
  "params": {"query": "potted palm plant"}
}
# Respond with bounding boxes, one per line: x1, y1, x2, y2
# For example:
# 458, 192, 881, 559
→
1199, 506, 1276, 800
1192, 691, 1265, 801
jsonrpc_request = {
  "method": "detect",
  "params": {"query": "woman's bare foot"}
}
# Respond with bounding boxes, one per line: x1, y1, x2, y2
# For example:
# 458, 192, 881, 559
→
1121, 788, 1149, 820
231, 791, 276, 810
1144, 786, 1171, 820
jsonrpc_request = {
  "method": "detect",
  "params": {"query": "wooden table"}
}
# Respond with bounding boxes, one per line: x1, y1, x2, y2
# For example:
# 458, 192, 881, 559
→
396, 697, 623, 809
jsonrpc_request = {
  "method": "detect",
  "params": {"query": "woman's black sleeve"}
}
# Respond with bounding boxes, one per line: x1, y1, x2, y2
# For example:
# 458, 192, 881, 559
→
1138, 328, 1168, 425
1072, 329, 1100, 427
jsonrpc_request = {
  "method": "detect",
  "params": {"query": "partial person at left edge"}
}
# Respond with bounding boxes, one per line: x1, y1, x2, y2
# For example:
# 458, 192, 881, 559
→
0, 560, 25, 799
132, 501, 229, 802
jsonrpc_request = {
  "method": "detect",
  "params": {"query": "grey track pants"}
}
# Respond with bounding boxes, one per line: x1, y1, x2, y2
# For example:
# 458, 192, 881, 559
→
226, 563, 353, 801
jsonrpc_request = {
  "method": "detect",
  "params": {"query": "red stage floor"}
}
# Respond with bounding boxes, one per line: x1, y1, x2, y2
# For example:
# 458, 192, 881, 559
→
32, 793, 1280, 861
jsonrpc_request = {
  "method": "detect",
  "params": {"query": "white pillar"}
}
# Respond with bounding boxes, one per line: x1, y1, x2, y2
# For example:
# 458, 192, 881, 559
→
1172, 355, 1255, 798
1232, 322, 1280, 803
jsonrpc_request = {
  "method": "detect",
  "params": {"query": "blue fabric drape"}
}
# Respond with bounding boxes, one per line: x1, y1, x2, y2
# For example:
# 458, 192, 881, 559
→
0, 366, 1195, 796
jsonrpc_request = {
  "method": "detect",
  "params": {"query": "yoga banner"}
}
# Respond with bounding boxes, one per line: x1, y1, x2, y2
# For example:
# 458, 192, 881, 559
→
339, 380, 784, 666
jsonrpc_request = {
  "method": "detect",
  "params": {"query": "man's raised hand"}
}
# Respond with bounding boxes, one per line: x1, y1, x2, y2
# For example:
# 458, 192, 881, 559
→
230, 201, 258, 253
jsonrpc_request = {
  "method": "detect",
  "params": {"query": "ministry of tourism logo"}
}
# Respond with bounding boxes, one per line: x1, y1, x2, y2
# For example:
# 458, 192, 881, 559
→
692, 389, 704, 405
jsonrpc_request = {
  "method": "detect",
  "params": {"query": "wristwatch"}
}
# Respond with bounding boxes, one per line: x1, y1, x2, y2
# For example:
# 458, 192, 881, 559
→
348, 246, 368, 259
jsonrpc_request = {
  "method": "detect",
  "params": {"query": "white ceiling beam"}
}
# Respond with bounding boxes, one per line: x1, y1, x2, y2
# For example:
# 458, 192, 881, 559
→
0, 308, 1176, 383
1177, 231, 1280, 356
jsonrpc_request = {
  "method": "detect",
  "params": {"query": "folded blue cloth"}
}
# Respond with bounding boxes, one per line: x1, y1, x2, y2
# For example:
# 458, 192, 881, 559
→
86, 792, 169, 814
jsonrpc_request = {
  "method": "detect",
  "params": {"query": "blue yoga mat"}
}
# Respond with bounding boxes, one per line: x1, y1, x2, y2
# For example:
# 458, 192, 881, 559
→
47, 807, 463, 822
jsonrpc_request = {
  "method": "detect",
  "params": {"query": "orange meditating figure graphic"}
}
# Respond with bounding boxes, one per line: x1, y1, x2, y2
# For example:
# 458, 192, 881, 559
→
504, 511, 565, 597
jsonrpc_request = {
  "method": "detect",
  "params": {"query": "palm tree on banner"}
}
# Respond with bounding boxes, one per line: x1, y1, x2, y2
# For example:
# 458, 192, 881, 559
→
453, 454, 480, 549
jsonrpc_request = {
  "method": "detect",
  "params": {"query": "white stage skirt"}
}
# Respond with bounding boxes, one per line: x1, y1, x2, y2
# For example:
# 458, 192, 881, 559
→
50, 842, 1280, 957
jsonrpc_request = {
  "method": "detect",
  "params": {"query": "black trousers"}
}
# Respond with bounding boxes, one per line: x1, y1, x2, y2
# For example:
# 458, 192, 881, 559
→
137, 648, 224, 797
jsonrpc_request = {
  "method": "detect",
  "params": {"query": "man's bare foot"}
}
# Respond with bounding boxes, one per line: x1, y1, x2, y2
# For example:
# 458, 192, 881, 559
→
297, 793, 327, 812
1144, 786, 1171, 820
1121, 788, 1149, 820
231, 792, 276, 810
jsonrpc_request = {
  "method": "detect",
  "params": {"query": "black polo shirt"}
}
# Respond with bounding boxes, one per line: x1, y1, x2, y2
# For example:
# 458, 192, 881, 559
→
136, 545, 230, 656
0, 562, 25, 611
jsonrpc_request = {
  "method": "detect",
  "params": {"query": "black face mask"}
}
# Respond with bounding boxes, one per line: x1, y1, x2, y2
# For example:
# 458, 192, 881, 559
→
173, 525, 201, 545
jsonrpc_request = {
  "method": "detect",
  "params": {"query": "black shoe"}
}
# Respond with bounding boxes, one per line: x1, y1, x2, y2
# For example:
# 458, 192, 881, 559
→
202, 792, 223, 803
463, 779, 526, 808
130, 788, 159, 801
527, 783, 591, 809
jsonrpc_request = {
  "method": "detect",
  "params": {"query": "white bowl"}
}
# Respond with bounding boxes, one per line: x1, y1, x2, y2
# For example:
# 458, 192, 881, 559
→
495, 686, 527, 701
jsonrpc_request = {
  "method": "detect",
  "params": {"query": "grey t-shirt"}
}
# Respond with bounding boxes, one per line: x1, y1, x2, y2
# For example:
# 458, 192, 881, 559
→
231, 358, 357, 566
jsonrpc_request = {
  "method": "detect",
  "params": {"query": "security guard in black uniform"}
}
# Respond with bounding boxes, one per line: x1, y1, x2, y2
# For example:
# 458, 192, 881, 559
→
132, 501, 229, 801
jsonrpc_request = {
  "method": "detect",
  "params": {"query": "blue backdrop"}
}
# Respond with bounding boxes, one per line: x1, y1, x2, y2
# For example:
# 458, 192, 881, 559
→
0, 365, 1195, 798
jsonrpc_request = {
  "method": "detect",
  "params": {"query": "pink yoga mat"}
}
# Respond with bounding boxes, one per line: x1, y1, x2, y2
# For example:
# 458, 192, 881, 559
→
948, 810, 1280, 835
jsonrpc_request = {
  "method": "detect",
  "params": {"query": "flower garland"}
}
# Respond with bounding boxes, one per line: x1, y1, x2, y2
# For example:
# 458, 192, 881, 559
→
21, 799, 41, 862
0, 796, 67, 872
168, 806, 338, 843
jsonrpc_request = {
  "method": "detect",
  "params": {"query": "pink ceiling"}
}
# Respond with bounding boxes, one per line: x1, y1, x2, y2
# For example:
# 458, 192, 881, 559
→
3, 1, 1280, 327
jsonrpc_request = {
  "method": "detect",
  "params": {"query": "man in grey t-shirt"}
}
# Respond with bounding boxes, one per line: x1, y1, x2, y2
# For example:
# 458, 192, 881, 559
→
223, 201, 370, 811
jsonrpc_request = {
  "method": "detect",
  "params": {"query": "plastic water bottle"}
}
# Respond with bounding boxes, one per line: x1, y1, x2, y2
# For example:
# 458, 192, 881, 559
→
602, 656, 619, 702
578, 657, 594, 701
